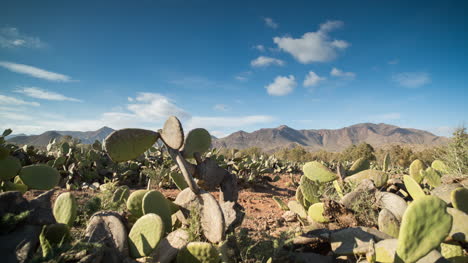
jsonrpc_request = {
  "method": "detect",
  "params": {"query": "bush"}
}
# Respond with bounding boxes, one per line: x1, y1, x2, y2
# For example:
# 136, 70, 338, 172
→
438, 127, 468, 175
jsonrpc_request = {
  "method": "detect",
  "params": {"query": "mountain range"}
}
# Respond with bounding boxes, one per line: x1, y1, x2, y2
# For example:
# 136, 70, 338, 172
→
7, 123, 448, 152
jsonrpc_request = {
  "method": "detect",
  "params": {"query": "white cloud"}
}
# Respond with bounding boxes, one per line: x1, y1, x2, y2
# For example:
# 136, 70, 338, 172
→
388, 59, 399, 65
0, 94, 40, 106
127, 92, 191, 121
14, 87, 82, 102
265, 75, 296, 96
392, 72, 430, 88
303, 71, 325, 87
0, 27, 45, 49
210, 130, 227, 138
213, 104, 228, 111
273, 20, 349, 63
235, 71, 252, 82
263, 17, 278, 29
0, 61, 72, 82
251, 56, 285, 67
254, 45, 265, 52
187, 115, 274, 130
330, 67, 356, 78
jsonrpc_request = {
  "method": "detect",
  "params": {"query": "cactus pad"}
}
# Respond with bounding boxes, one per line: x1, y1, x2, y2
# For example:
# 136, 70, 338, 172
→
0, 156, 21, 181
127, 190, 149, 218
396, 195, 452, 263
161, 116, 184, 150
170, 172, 188, 190
382, 153, 390, 172
295, 187, 310, 208
53, 192, 77, 226
19, 164, 60, 190
176, 242, 220, 263
142, 190, 172, 233
348, 157, 370, 175
344, 169, 382, 184
378, 209, 399, 238
431, 160, 448, 174
409, 159, 426, 183
287, 200, 307, 218
421, 167, 441, 188
112, 185, 130, 203
128, 213, 165, 258
104, 128, 159, 162
302, 161, 337, 183
272, 196, 289, 211
403, 175, 425, 200
182, 128, 212, 159
451, 187, 468, 214
2, 181, 28, 193
308, 202, 328, 223
44, 223, 70, 244
300, 176, 321, 204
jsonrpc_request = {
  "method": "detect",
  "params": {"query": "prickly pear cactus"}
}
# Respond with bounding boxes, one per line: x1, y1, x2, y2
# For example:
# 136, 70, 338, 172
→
431, 160, 448, 174
302, 161, 337, 183
287, 200, 307, 219
272, 196, 289, 211
451, 187, 468, 214
344, 169, 382, 184
409, 159, 426, 183
395, 195, 452, 263
142, 190, 172, 233
176, 242, 221, 263
182, 128, 212, 159
440, 242, 467, 262
295, 187, 311, 208
112, 185, 130, 203
170, 172, 189, 190
348, 157, 370, 175
161, 116, 184, 150
53, 192, 77, 226
373, 172, 388, 188
2, 181, 28, 193
300, 176, 321, 204
128, 213, 165, 258
403, 175, 425, 200
44, 223, 70, 244
421, 167, 441, 188
104, 128, 160, 162
307, 202, 328, 223
0, 156, 21, 181
382, 153, 390, 172
126, 190, 149, 218
19, 164, 60, 190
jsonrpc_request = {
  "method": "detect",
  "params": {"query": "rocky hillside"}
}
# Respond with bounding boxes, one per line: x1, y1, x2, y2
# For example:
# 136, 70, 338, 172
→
7, 127, 115, 145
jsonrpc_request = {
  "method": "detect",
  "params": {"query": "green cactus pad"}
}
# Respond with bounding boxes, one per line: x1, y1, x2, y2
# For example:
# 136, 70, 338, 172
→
161, 116, 184, 150
382, 153, 390, 172
409, 159, 426, 183
126, 190, 149, 218
378, 209, 399, 238
300, 176, 321, 204
44, 223, 70, 244
104, 128, 159, 162
287, 200, 307, 218
302, 161, 337, 183
182, 128, 212, 159
403, 175, 425, 200
128, 213, 165, 258
348, 157, 370, 175
112, 185, 130, 203
0, 156, 21, 181
19, 164, 60, 190
272, 196, 289, 211
441, 242, 467, 263
142, 190, 172, 233
344, 169, 382, 184
53, 192, 77, 226
0, 145, 10, 160
373, 172, 388, 188
421, 167, 441, 188
333, 180, 344, 198
395, 195, 452, 263
170, 172, 188, 190
295, 187, 310, 208
2, 181, 28, 193
431, 160, 448, 174
451, 187, 468, 214
176, 242, 221, 263
308, 202, 328, 223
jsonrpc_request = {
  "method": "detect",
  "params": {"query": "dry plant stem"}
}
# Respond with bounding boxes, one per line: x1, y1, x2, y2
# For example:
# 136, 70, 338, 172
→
167, 147, 200, 194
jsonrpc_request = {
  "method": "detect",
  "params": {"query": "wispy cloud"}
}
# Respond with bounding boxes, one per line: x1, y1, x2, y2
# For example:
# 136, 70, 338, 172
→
0, 27, 45, 49
273, 20, 349, 63
251, 56, 285, 67
235, 71, 252, 82
213, 104, 229, 111
330, 67, 356, 78
303, 71, 325, 87
265, 75, 296, 96
14, 87, 82, 102
0, 94, 40, 106
187, 115, 275, 130
253, 45, 265, 52
0, 61, 72, 82
127, 92, 191, 121
388, 59, 399, 65
392, 72, 431, 88
263, 17, 278, 29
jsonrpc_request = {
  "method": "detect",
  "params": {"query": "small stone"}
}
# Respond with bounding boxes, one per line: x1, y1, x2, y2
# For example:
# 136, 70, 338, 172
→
282, 211, 297, 222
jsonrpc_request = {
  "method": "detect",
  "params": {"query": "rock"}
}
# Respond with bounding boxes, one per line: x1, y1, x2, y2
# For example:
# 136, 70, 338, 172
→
149, 229, 189, 263
220, 172, 238, 203
341, 179, 376, 208
85, 211, 128, 262
220, 201, 244, 231
195, 158, 226, 190
0, 224, 41, 263
282, 211, 297, 222
28, 189, 57, 225
0, 191, 29, 217
295, 252, 334, 263
378, 209, 400, 238
447, 207, 468, 243
375, 239, 449, 263
330, 227, 389, 256
375, 192, 407, 222
431, 183, 462, 204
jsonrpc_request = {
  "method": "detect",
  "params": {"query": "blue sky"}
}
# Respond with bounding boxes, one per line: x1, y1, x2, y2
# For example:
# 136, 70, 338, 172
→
0, 0, 466, 138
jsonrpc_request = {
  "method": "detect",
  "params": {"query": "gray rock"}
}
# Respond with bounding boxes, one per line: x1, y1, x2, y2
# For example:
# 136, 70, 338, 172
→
295, 252, 334, 263
341, 179, 376, 209
375, 192, 407, 222
282, 211, 297, 222
149, 229, 189, 263
195, 158, 226, 190
447, 207, 468, 243
220, 201, 244, 230
0, 191, 29, 217
330, 227, 389, 256
27, 189, 56, 225
431, 183, 462, 204
85, 211, 128, 262
378, 209, 400, 238
0, 224, 41, 263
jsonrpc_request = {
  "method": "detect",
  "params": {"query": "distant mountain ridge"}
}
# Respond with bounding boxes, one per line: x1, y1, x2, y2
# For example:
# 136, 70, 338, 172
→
212, 123, 448, 152
7, 123, 448, 152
